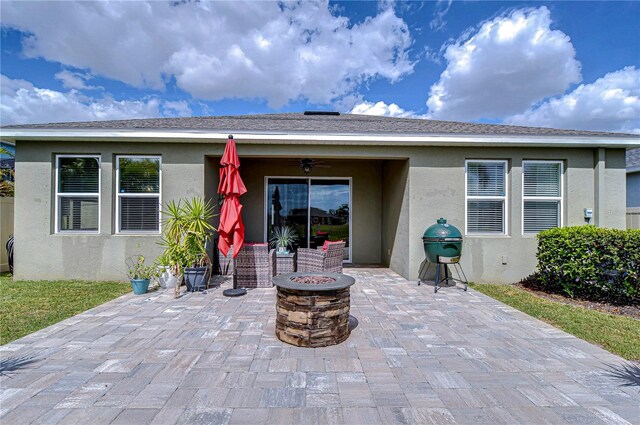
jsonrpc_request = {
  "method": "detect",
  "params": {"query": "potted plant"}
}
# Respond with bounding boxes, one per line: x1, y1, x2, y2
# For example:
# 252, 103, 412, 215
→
160, 196, 216, 294
155, 252, 180, 290
126, 255, 159, 295
269, 225, 299, 254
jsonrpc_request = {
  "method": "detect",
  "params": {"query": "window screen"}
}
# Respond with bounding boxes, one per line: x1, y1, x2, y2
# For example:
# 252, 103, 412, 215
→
56, 156, 100, 232
466, 161, 507, 234
523, 161, 562, 233
117, 156, 160, 232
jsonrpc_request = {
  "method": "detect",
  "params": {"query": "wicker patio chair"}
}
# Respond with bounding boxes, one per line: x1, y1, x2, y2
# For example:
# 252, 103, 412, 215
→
235, 243, 276, 288
297, 241, 345, 273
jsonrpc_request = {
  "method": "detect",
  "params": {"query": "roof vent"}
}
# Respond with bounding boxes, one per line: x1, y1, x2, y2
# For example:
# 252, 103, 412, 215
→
303, 111, 340, 116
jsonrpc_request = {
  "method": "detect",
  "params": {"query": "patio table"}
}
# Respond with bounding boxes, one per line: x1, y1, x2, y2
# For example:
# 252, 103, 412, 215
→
275, 252, 296, 274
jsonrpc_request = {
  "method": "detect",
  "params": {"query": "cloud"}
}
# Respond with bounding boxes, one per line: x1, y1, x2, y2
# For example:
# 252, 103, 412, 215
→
0, 75, 185, 125
430, 0, 452, 31
507, 67, 640, 133
162, 100, 192, 117
1, 1, 413, 108
54, 70, 99, 91
426, 7, 581, 121
349, 100, 421, 118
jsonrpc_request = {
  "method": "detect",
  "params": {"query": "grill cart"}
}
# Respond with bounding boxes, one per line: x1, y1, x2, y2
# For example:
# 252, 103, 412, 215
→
418, 218, 468, 293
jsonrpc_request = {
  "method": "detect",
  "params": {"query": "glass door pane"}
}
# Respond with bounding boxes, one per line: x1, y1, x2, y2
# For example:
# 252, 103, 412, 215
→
267, 179, 308, 250
310, 179, 350, 261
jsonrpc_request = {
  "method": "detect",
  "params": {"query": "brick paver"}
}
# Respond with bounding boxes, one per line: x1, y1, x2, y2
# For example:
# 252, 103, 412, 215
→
1, 268, 638, 424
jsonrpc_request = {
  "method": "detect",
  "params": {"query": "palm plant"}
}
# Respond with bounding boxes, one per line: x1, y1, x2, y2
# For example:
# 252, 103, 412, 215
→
159, 196, 216, 296
181, 196, 216, 267
269, 225, 299, 253
159, 197, 216, 272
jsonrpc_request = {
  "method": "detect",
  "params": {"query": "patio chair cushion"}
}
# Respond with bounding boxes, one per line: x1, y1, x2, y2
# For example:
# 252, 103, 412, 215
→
322, 240, 344, 251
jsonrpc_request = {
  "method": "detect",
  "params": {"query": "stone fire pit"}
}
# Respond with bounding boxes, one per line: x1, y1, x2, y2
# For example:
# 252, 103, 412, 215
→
273, 272, 356, 347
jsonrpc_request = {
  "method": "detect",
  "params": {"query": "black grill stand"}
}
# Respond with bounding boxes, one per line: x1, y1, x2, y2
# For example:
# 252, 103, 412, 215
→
418, 256, 468, 293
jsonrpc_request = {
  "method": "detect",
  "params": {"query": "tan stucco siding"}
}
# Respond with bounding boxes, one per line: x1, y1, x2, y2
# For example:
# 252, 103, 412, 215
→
381, 160, 410, 277
12, 140, 627, 284
14, 141, 211, 280
602, 149, 627, 227
239, 158, 384, 264
403, 146, 623, 283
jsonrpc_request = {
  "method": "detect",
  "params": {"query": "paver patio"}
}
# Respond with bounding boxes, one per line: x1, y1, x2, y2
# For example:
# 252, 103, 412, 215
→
1, 268, 638, 424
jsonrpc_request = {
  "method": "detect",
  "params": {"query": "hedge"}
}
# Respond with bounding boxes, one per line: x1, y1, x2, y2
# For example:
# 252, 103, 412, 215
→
536, 226, 640, 304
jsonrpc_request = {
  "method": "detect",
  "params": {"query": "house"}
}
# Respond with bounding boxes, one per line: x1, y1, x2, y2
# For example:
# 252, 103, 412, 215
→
627, 148, 640, 208
627, 148, 640, 229
1, 113, 638, 283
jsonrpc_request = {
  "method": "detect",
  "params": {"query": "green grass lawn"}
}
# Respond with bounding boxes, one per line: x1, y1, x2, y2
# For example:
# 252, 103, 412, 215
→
0, 274, 131, 345
470, 283, 640, 361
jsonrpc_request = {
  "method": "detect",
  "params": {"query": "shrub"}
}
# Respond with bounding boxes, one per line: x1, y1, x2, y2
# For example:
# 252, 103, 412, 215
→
536, 226, 640, 304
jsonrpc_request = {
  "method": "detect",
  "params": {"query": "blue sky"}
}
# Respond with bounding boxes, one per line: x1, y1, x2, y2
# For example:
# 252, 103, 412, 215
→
1, 1, 638, 132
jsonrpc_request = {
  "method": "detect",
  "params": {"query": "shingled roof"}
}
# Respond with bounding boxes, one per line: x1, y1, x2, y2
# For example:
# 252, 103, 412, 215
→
3, 113, 637, 138
627, 148, 640, 170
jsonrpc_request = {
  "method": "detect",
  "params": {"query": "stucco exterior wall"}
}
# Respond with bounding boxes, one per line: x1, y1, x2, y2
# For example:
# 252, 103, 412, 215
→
381, 160, 410, 277
14, 141, 217, 280
404, 146, 626, 283
237, 158, 383, 264
13, 140, 628, 284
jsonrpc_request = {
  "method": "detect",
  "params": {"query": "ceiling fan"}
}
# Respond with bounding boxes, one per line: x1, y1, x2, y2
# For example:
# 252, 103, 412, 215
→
298, 158, 331, 174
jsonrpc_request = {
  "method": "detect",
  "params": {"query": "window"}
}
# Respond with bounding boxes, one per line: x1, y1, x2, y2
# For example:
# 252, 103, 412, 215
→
265, 177, 352, 262
55, 155, 100, 233
522, 161, 563, 233
116, 156, 161, 233
466, 160, 508, 235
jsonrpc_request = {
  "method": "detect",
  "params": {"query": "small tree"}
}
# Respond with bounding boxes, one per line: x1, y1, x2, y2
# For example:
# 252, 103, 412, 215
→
159, 197, 216, 297
0, 146, 15, 197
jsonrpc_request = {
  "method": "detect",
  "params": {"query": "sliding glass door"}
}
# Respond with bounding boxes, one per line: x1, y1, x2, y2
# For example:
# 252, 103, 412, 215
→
266, 178, 351, 261
267, 179, 309, 250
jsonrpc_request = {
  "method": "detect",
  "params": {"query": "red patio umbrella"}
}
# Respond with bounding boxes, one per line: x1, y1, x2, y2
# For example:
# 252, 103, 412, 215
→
218, 135, 246, 259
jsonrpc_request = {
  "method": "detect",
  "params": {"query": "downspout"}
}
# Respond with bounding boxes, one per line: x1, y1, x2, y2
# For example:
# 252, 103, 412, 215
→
594, 147, 606, 227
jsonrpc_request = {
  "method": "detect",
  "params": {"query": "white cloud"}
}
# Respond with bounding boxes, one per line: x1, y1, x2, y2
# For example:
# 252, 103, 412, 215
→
507, 67, 640, 133
430, 0, 452, 31
54, 70, 99, 91
1, 1, 413, 108
162, 100, 192, 118
349, 100, 420, 118
0, 75, 183, 125
426, 7, 581, 121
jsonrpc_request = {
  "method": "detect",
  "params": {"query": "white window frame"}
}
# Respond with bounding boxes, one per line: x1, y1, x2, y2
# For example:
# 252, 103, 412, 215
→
465, 159, 509, 236
522, 160, 564, 235
55, 154, 101, 234
115, 155, 162, 234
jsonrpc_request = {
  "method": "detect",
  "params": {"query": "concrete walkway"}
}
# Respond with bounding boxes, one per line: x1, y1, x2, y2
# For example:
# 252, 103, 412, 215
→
1, 268, 638, 424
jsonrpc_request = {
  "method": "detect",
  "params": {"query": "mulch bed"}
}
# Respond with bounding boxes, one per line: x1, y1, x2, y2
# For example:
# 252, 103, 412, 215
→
516, 277, 640, 320
291, 276, 337, 285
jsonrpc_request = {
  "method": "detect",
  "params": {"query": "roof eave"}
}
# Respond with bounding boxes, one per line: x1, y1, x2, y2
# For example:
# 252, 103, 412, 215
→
1, 128, 638, 148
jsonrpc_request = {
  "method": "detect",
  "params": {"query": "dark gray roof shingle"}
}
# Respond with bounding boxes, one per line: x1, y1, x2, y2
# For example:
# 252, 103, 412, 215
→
627, 148, 640, 168
2, 113, 637, 138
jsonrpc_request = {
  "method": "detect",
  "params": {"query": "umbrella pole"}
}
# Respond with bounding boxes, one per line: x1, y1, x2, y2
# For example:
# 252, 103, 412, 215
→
223, 252, 246, 297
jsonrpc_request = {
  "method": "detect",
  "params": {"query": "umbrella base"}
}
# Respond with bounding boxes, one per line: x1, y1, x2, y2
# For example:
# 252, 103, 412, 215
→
223, 288, 247, 297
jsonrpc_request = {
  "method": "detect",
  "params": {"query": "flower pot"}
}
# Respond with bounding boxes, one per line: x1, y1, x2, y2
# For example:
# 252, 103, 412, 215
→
158, 266, 180, 289
131, 278, 150, 295
184, 266, 210, 292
